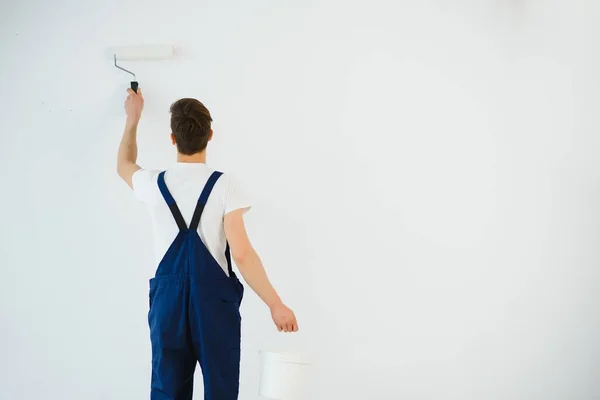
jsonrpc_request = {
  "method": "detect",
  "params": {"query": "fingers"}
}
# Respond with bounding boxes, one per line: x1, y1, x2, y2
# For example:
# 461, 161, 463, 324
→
275, 321, 286, 332
126, 88, 143, 97
288, 312, 298, 332
276, 317, 299, 333
272, 305, 299, 333
285, 323, 298, 332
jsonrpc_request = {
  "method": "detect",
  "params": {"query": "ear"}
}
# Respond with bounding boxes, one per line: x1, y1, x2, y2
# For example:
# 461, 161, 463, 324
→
171, 133, 176, 145
208, 129, 214, 142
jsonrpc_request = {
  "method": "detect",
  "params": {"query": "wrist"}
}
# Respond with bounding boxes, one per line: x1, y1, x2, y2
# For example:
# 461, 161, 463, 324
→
125, 116, 140, 128
268, 298, 284, 310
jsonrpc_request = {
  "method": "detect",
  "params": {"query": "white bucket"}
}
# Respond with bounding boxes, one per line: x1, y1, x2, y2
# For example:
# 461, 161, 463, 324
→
259, 350, 313, 400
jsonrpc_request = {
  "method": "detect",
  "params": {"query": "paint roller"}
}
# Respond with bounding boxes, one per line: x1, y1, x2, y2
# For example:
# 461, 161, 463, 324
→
111, 45, 175, 93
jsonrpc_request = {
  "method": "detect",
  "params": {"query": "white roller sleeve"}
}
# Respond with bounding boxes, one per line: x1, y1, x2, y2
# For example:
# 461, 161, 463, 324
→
110, 45, 175, 60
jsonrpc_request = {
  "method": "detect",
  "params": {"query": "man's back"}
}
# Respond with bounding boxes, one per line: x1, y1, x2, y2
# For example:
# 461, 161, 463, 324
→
116, 91, 298, 399
132, 162, 251, 278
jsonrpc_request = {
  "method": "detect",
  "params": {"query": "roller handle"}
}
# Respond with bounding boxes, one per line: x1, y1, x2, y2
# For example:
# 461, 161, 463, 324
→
130, 81, 139, 94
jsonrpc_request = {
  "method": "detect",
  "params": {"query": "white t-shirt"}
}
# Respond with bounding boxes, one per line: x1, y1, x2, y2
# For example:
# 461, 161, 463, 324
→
132, 163, 251, 278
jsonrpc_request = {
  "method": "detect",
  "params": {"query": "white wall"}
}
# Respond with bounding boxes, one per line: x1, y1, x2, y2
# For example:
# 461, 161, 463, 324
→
1, 0, 600, 399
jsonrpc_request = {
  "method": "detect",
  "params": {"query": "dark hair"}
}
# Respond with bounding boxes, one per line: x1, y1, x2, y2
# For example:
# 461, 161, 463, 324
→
170, 98, 213, 155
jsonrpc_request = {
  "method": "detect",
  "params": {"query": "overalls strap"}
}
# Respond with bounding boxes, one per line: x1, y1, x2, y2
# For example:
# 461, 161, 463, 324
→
189, 171, 223, 231
225, 243, 234, 277
157, 171, 188, 231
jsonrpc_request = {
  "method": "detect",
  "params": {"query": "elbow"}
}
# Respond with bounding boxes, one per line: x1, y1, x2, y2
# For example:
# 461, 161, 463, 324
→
232, 247, 254, 268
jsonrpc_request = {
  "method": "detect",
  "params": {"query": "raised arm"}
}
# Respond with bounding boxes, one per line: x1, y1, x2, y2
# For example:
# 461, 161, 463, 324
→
117, 88, 144, 188
224, 209, 298, 333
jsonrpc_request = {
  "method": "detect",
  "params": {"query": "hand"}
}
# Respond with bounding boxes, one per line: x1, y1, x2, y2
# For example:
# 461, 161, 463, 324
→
270, 302, 298, 333
125, 88, 144, 124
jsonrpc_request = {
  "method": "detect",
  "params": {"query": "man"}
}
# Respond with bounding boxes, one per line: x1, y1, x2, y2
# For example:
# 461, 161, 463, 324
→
117, 88, 298, 400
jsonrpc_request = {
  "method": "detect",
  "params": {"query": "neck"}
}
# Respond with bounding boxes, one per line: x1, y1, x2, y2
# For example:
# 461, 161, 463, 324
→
177, 151, 207, 164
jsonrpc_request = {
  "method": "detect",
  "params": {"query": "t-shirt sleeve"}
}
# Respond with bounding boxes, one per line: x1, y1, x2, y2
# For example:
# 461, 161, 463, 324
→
132, 169, 161, 204
223, 175, 252, 215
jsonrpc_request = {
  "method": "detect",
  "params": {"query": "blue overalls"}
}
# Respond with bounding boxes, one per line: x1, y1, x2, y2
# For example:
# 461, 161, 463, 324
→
148, 171, 244, 400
